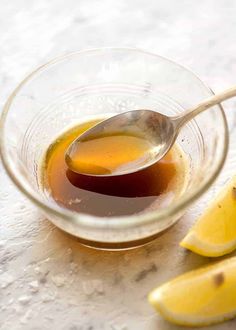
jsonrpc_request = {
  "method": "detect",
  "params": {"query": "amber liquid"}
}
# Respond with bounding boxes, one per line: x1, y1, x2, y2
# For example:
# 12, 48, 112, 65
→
41, 119, 188, 217
66, 133, 154, 175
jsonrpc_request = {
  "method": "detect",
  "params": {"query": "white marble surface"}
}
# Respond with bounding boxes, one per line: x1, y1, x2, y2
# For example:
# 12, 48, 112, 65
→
1, 1, 236, 329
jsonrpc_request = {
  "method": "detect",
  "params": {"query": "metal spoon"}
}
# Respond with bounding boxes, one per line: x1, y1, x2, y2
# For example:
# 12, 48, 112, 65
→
66, 86, 236, 177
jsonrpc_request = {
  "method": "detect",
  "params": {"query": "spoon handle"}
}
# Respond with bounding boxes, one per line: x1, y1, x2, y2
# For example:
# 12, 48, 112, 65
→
173, 85, 236, 128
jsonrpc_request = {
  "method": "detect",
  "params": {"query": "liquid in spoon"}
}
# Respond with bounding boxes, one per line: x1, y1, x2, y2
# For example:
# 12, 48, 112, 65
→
66, 132, 154, 176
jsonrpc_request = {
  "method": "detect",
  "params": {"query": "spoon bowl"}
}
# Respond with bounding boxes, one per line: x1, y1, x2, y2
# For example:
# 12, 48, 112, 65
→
65, 109, 177, 176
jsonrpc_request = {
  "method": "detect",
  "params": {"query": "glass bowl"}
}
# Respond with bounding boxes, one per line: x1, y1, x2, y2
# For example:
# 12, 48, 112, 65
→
0, 48, 228, 250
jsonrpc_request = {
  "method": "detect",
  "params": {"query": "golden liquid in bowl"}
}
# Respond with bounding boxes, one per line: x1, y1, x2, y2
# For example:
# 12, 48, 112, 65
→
41, 119, 189, 217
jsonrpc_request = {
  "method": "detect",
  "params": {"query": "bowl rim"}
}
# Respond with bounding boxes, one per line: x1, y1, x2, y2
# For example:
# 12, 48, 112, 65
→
0, 47, 229, 230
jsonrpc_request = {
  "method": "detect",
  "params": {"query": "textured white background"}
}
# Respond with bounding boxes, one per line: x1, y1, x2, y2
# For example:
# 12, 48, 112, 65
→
1, 1, 236, 329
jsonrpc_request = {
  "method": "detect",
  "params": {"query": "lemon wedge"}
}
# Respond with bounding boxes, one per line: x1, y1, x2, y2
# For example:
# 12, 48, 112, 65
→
148, 257, 236, 327
180, 176, 236, 257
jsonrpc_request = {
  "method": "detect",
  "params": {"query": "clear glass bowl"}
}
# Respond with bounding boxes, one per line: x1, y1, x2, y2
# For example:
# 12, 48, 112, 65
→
0, 48, 228, 250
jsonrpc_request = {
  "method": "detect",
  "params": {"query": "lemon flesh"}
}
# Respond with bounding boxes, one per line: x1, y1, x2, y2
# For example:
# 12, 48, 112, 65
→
148, 257, 236, 327
180, 176, 236, 257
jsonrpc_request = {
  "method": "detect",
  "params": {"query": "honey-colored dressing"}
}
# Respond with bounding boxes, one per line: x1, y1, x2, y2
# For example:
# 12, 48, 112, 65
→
66, 133, 153, 175
41, 119, 188, 217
